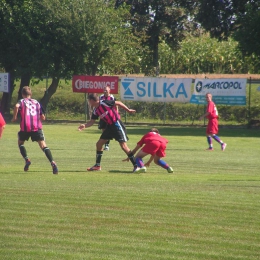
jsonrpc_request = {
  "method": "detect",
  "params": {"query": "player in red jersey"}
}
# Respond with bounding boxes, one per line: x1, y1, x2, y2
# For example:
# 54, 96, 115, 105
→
199, 93, 227, 151
11, 86, 58, 174
78, 93, 137, 172
98, 86, 118, 151
123, 128, 173, 173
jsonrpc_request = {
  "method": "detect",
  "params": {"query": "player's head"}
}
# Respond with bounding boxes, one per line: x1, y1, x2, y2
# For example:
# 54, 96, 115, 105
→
22, 86, 32, 97
205, 93, 212, 102
150, 128, 159, 134
88, 93, 99, 106
104, 86, 111, 97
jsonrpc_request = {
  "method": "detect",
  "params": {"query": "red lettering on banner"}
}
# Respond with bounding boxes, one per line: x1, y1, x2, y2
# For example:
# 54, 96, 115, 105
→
72, 75, 119, 94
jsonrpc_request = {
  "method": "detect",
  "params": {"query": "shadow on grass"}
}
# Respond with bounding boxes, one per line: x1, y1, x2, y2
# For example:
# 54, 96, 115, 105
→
126, 126, 260, 138
109, 170, 136, 174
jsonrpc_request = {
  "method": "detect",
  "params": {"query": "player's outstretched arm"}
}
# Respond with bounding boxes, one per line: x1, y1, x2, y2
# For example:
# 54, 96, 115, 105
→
115, 101, 136, 114
78, 119, 95, 131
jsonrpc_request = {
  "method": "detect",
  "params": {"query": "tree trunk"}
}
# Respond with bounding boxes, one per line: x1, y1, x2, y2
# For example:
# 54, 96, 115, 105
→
17, 73, 31, 100
40, 77, 60, 112
153, 35, 160, 76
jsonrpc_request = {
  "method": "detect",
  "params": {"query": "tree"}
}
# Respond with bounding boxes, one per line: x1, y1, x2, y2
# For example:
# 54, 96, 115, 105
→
196, 0, 260, 72
233, 3, 260, 72
115, 0, 198, 75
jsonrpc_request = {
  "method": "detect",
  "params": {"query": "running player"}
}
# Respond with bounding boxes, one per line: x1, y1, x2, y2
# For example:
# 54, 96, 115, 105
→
199, 92, 227, 151
98, 86, 118, 151
11, 86, 58, 174
123, 128, 173, 173
78, 93, 137, 172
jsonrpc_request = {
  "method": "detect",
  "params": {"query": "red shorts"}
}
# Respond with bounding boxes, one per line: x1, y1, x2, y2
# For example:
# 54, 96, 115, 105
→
206, 118, 218, 135
0, 113, 6, 127
142, 140, 166, 157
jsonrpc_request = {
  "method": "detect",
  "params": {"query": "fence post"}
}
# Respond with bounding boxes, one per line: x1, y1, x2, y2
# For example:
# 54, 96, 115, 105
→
248, 77, 251, 126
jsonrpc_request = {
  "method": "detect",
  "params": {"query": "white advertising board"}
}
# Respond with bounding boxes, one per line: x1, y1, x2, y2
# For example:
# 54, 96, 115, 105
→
0, 73, 9, 93
120, 77, 192, 103
190, 78, 247, 105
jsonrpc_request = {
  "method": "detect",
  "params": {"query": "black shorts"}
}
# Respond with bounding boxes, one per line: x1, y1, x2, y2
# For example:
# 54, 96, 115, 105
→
100, 120, 129, 143
98, 119, 107, 130
18, 130, 45, 142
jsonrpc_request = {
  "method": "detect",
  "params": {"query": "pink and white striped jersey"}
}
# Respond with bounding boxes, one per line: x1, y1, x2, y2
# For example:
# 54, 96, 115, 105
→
99, 94, 116, 101
18, 98, 44, 132
91, 100, 120, 125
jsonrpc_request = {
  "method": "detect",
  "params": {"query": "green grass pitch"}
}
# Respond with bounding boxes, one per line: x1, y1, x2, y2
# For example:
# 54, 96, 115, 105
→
0, 123, 260, 260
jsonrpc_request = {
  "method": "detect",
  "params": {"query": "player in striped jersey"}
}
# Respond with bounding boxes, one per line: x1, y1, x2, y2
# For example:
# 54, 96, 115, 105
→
12, 86, 58, 174
0, 111, 6, 139
98, 86, 118, 151
78, 93, 137, 172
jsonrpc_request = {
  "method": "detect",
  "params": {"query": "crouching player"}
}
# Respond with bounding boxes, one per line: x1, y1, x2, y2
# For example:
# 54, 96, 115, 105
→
124, 128, 173, 173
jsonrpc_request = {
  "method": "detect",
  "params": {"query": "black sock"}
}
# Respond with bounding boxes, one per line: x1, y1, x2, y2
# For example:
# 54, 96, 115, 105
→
127, 152, 136, 166
106, 140, 110, 145
43, 147, 54, 162
19, 145, 28, 160
96, 151, 103, 165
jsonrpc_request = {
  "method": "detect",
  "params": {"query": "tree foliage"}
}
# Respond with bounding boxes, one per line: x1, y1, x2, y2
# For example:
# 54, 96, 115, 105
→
115, 0, 198, 75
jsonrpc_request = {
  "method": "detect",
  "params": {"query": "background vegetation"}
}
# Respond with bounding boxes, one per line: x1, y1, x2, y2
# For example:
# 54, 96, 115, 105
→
1, 0, 260, 115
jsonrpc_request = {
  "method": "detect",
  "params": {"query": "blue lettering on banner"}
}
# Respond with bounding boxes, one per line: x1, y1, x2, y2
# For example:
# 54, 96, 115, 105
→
190, 95, 246, 106
163, 83, 174, 98
176, 83, 188, 98
137, 81, 187, 99
154, 82, 162, 97
137, 82, 146, 97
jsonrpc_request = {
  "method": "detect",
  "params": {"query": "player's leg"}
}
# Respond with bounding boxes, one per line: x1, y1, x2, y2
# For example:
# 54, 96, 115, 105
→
99, 120, 110, 151
87, 138, 107, 171
34, 130, 58, 174
206, 135, 213, 150
132, 150, 148, 173
110, 120, 138, 171
119, 141, 138, 170
153, 143, 173, 173
210, 119, 227, 151
206, 121, 214, 150
18, 132, 31, 171
104, 139, 110, 151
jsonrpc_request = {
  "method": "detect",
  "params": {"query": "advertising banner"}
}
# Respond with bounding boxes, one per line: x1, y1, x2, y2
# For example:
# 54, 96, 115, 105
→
72, 75, 119, 94
120, 77, 192, 103
0, 73, 9, 93
190, 78, 247, 105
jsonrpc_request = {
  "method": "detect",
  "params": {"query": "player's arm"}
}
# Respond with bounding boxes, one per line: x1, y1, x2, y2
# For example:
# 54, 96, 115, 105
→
145, 155, 154, 167
131, 144, 142, 155
122, 144, 142, 162
78, 119, 96, 131
114, 101, 136, 114
40, 105, 46, 121
199, 111, 210, 121
11, 103, 20, 122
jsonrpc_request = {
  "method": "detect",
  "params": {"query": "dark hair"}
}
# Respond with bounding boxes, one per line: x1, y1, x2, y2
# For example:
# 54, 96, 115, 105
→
22, 86, 32, 97
88, 93, 99, 102
150, 128, 159, 133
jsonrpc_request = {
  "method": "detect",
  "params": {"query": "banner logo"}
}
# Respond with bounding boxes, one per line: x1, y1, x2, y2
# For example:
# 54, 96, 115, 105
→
122, 78, 134, 100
